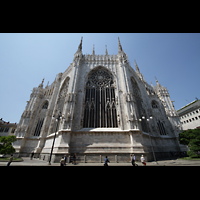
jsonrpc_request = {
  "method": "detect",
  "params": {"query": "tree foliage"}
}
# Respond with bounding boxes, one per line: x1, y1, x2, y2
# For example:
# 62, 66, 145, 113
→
179, 128, 200, 158
0, 135, 16, 155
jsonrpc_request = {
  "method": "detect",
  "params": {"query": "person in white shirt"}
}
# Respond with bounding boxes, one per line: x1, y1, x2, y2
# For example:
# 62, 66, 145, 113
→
140, 155, 146, 166
60, 157, 65, 166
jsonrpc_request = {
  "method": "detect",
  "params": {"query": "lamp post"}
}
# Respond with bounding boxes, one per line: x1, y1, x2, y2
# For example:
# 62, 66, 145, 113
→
139, 116, 158, 164
48, 111, 64, 165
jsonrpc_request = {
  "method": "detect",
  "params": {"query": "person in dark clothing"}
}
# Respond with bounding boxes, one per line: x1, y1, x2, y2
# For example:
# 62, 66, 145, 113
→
131, 154, 136, 166
30, 151, 34, 160
7, 155, 13, 166
104, 156, 110, 166
73, 153, 77, 165
64, 154, 67, 166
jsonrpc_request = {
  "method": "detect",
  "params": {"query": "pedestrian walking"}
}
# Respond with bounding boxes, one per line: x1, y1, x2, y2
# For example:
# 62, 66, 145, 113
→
60, 157, 65, 166
131, 154, 136, 166
30, 151, 34, 160
64, 154, 67, 165
140, 155, 146, 166
104, 156, 110, 166
7, 155, 13, 166
73, 153, 77, 165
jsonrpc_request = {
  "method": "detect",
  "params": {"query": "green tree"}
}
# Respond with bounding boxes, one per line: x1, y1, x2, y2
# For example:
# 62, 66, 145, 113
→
179, 128, 200, 158
0, 135, 16, 155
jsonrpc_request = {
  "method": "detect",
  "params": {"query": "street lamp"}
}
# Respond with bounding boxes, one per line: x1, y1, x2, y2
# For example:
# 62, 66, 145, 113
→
48, 111, 65, 165
139, 115, 158, 164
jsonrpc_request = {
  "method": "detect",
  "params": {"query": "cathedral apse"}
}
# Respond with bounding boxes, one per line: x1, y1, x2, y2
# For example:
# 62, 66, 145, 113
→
13, 37, 186, 163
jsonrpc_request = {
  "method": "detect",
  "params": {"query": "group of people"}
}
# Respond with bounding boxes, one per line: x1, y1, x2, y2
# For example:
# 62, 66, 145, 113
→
60, 154, 147, 166
6, 153, 147, 166
105, 154, 146, 166
30, 151, 146, 166
131, 154, 146, 166
60, 153, 76, 166
6, 152, 146, 166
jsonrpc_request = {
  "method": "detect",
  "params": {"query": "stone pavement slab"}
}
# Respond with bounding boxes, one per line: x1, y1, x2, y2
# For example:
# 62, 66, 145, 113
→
0, 157, 49, 166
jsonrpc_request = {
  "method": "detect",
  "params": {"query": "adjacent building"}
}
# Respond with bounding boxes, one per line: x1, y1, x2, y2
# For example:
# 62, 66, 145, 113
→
177, 99, 200, 130
0, 118, 17, 137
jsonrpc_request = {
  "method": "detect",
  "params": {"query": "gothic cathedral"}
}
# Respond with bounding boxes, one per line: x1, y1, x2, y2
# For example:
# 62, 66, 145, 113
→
13, 37, 186, 162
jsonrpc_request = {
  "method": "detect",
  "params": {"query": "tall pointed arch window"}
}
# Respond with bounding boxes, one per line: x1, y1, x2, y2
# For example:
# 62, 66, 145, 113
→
157, 120, 167, 135
83, 67, 118, 128
34, 118, 44, 136
131, 77, 148, 133
51, 77, 70, 134
33, 100, 49, 137
57, 77, 70, 114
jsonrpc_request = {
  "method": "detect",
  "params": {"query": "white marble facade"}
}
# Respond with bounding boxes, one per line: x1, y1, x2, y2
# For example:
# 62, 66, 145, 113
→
13, 37, 186, 162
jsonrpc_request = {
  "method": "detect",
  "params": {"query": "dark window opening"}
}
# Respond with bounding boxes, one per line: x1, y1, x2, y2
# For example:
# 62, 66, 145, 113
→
42, 101, 48, 109
34, 118, 44, 136
157, 120, 167, 135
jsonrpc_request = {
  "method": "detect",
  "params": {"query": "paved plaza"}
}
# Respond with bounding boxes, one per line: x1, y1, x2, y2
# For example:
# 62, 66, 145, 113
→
0, 157, 200, 166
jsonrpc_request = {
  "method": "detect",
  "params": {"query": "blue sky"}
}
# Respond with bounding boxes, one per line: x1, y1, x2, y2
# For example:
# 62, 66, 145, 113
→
0, 33, 199, 123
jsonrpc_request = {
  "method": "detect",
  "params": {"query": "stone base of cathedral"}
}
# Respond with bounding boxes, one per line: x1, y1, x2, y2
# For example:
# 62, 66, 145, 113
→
13, 128, 186, 163
35, 129, 184, 163
39, 152, 180, 163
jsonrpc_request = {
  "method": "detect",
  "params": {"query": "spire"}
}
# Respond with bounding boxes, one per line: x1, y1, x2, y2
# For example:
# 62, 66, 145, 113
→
134, 59, 140, 73
74, 37, 83, 61
155, 77, 161, 87
38, 78, 44, 88
105, 45, 108, 55
77, 36, 83, 52
155, 76, 158, 83
118, 37, 123, 53
45, 81, 49, 89
92, 44, 95, 55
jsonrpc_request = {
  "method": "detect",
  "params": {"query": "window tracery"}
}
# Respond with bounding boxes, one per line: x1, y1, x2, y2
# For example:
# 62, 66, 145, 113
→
56, 78, 70, 114
157, 120, 167, 135
34, 118, 44, 136
83, 67, 118, 128
51, 78, 70, 133
131, 77, 148, 132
